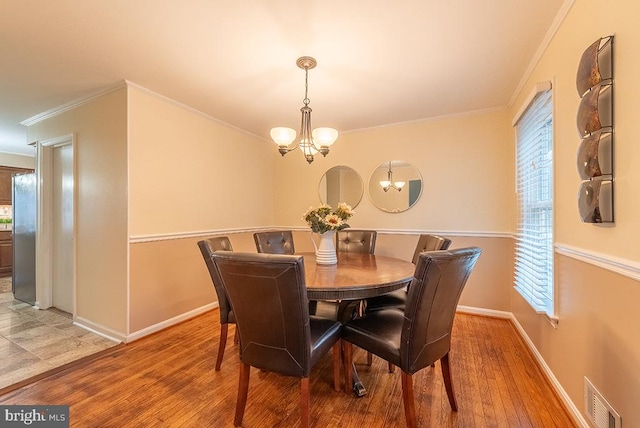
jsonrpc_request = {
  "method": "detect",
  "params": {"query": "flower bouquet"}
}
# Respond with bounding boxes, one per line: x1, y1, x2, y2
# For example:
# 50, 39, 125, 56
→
302, 203, 354, 265
302, 202, 354, 234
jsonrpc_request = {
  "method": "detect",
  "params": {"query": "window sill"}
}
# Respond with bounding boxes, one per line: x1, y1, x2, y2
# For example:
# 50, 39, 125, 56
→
514, 286, 559, 329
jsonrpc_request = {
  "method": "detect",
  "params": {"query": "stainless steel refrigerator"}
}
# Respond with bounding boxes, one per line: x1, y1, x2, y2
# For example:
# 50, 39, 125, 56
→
12, 172, 36, 305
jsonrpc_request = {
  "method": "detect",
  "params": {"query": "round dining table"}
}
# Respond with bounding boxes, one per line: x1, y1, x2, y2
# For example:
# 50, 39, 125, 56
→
302, 252, 416, 301
300, 251, 415, 397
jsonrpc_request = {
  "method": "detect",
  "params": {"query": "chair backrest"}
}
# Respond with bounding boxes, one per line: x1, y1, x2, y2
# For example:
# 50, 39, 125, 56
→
210, 251, 313, 377
336, 229, 377, 254
197, 237, 234, 323
401, 247, 482, 373
253, 231, 295, 254
411, 234, 452, 264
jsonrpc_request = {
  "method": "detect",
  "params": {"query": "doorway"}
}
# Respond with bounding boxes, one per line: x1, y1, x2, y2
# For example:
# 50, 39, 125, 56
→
37, 134, 75, 313
51, 143, 73, 313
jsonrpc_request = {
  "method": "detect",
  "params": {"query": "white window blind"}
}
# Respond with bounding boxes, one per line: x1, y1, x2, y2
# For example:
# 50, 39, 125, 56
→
514, 88, 554, 317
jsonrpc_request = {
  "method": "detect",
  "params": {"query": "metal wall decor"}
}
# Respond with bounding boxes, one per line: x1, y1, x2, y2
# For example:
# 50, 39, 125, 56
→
576, 36, 614, 223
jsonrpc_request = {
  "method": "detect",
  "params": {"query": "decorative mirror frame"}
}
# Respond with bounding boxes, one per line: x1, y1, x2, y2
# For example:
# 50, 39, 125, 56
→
318, 165, 364, 209
368, 160, 423, 213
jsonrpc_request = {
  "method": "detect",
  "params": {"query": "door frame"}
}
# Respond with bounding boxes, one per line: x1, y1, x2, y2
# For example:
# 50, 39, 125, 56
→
35, 133, 76, 313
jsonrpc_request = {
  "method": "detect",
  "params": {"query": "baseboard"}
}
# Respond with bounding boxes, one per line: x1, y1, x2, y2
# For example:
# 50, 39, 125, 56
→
126, 302, 219, 342
458, 304, 588, 427
456, 305, 512, 318
73, 317, 127, 344
508, 314, 589, 427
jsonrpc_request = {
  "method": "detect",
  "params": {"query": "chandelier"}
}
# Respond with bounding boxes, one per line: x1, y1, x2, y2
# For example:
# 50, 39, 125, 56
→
270, 56, 338, 164
380, 161, 406, 192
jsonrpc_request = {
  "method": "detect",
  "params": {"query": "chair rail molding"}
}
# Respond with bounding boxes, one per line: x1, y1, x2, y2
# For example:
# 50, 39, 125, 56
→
130, 227, 514, 244
555, 243, 640, 282
285, 226, 513, 239
129, 227, 283, 244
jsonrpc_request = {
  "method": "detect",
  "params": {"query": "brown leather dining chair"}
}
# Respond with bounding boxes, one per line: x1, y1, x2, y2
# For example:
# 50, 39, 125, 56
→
342, 247, 482, 428
411, 234, 453, 264
253, 230, 295, 254
364, 234, 452, 372
209, 251, 342, 428
336, 229, 377, 254
365, 234, 451, 313
332, 230, 378, 322
197, 236, 237, 371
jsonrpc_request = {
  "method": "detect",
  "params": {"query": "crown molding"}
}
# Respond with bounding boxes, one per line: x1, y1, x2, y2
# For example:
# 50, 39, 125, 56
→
20, 81, 127, 126
124, 80, 265, 141
508, 0, 577, 108
343, 105, 508, 135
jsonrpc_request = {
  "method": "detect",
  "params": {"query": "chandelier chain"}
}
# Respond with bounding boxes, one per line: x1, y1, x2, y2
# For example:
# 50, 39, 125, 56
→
303, 67, 310, 107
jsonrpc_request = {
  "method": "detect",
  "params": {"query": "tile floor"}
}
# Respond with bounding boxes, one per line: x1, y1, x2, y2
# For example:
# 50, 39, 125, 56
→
0, 289, 119, 390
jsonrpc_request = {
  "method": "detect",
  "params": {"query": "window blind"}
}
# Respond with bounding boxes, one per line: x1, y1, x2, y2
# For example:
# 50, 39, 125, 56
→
514, 88, 554, 316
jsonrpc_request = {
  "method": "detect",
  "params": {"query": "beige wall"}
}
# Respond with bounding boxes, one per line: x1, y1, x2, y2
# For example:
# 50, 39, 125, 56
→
274, 109, 515, 234
127, 87, 275, 236
127, 87, 276, 332
374, 233, 513, 311
0, 152, 36, 169
272, 109, 515, 316
26, 88, 129, 336
509, 0, 640, 423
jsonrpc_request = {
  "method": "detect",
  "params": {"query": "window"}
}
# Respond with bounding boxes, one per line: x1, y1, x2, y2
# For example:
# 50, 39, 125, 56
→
514, 84, 555, 319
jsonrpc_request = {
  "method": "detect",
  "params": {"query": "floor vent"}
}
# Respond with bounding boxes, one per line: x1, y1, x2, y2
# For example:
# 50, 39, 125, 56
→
584, 377, 621, 428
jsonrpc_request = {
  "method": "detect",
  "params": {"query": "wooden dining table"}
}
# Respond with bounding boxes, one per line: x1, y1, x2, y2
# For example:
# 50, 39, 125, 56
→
302, 252, 416, 301
300, 251, 415, 397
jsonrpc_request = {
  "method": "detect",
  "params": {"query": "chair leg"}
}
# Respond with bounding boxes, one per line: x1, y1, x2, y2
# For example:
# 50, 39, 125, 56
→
388, 362, 395, 373
300, 377, 310, 428
343, 342, 353, 394
440, 353, 458, 411
233, 327, 239, 344
234, 362, 250, 427
216, 323, 228, 371
400, 371, 417, 428
333, 341, 341, 392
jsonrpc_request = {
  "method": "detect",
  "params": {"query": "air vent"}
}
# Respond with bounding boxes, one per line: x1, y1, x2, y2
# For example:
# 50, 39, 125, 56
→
584, 377, 621, 428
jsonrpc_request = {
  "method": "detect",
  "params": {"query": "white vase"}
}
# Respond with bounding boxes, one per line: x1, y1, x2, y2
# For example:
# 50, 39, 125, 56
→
312, 230, 337, 265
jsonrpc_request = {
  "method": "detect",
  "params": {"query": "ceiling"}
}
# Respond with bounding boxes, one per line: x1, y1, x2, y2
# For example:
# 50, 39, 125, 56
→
0, 0, 569, 157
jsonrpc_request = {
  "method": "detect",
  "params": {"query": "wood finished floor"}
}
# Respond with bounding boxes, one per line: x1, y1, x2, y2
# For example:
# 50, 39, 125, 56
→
0, 311, 577, 427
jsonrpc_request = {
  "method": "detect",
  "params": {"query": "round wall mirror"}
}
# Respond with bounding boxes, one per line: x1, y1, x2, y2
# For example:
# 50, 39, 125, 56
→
368, 161, 423, 213
318, 165, 364, 208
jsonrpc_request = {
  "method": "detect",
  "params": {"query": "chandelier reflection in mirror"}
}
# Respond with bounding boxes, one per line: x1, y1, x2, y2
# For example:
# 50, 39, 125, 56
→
270, 56, 338, 164
379, 161, 406, 192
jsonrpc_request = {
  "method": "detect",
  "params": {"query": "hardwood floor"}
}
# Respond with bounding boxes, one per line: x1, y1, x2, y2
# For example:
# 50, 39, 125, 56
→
0, 311, 576, 427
